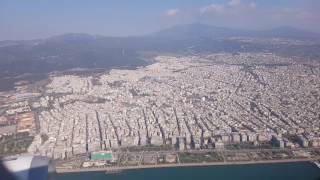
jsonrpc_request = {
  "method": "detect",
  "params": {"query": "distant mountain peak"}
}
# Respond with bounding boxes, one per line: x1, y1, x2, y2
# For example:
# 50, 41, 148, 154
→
152, 23, 320, 39
47, 33, 104, 42
151, 23, 240, 39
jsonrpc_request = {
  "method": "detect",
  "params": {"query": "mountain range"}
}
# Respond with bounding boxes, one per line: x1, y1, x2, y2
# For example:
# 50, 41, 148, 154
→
1, 23, 320, 91
151, 23, 320, 40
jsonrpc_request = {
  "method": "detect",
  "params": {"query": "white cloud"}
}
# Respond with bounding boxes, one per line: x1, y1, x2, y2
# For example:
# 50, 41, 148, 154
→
201, 0, 256, 15
200, 4, 224, 14
228, 0, 241, 6
173, 1, 320, 32
165, 9, 180, 17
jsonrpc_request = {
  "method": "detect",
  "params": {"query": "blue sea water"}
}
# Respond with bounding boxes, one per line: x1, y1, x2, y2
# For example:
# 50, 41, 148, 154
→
57, 162, 320, 180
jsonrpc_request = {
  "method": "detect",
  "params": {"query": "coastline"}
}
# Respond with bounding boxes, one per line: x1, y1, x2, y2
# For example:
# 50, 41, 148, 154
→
56, 158, 316, 174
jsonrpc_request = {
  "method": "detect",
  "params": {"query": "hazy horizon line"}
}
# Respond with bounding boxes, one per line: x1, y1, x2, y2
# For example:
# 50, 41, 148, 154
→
1, 22, 319, 41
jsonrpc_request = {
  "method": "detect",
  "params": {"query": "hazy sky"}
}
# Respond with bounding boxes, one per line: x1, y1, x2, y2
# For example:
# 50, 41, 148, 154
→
1, 0, 320, 40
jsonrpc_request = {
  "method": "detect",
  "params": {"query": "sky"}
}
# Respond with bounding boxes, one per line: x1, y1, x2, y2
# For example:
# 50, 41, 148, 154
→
0, 0, 320, 40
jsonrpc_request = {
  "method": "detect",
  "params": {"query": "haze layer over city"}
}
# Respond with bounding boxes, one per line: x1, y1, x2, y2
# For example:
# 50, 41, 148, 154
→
0, 0, 320, 179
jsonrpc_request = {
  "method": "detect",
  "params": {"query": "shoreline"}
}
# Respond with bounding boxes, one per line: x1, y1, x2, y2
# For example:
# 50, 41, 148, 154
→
56, 158, 316, 174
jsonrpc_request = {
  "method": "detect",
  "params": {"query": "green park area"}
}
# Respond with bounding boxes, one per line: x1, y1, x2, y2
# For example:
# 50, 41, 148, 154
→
179, 152, 224, 163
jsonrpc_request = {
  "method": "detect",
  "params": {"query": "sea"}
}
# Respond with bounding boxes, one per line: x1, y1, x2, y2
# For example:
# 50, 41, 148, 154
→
57, 162, 320, 180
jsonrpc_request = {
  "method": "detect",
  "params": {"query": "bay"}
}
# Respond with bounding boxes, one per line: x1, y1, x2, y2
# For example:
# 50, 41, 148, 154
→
57, 162, 320, 180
